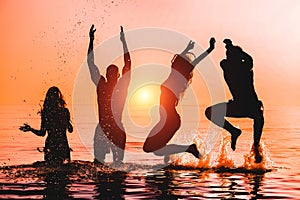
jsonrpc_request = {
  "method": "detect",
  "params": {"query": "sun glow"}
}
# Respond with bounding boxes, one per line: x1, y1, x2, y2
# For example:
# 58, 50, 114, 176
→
131, 85, 159, 106
140, 90, 150, 101
128, 84, 160, 126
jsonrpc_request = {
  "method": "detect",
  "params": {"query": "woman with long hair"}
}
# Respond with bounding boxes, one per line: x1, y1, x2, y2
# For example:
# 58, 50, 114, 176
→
20, 86, 73, 166
143, 38, 215, 160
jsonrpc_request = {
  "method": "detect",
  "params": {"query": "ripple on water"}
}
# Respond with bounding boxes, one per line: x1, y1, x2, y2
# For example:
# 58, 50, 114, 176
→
0, 160, 297, 199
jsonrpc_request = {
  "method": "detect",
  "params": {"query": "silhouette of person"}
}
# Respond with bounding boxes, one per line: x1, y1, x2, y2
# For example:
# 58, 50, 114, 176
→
87, 25, 131, 166
143, 38, 216, 161
19, 86, 73, 166
205, 39, 264, 163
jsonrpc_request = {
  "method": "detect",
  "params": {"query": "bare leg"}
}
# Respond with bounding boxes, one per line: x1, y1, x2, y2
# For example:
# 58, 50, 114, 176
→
253, 113, 264, 147
110, 143, 124, 167
143, 111, 181, 153
110, 125, 126, 165
94, 124, 110, 164
252, 111, 264, 163
205, 102, 242, 150
154, 144, 201, 158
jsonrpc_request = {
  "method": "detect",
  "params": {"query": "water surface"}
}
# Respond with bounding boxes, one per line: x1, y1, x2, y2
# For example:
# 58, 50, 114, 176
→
0, 105, 300, 199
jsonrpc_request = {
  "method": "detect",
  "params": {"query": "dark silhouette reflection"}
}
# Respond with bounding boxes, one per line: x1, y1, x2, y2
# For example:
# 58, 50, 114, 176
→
145, 169, 177, 199
19, 86, 73, 166
143, 38, 215, 161
93, 171, 126, 199
217, 173, 241, 199
247, 173, 265, 200
44, 171, 71, 200
87, 25, 131, 166
216, 172, 264, 199
205, 39, 264, 163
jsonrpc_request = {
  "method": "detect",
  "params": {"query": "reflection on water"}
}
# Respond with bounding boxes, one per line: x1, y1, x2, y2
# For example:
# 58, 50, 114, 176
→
94, 171, 126, 199
44, 171, 70, 200
1, 105, 300, 199
0, 159, 295, 199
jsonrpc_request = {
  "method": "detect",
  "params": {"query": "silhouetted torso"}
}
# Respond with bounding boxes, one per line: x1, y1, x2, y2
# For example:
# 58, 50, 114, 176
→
97, 74, 129, 130
97, 76, 114, 127
220, 57, 258, 104
42, 107, 71, 163
112, 69, 130, 124
161, 55, 194, 107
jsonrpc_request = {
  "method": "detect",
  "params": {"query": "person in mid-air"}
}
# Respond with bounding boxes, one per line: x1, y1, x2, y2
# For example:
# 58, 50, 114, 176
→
143, 38, 216, 161
205, 39, 264, 163
87, 25, 131, 166
20, 86, 73, 166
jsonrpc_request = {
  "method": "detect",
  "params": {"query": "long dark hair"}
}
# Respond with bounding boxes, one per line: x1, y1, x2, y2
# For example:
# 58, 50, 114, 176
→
39, 86, 66, 116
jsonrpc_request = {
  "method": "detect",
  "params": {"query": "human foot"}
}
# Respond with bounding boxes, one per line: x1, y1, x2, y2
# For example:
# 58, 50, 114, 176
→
231, 129, 242, 151
254, 145, 263, 163
186, 144, 202, 159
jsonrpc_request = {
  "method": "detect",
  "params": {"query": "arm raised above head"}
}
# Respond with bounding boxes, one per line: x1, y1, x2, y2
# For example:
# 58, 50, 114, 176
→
87, 24, 101, 86
191, 37, 215, 66
120, 26, 131, 75
180, 40, 195, 56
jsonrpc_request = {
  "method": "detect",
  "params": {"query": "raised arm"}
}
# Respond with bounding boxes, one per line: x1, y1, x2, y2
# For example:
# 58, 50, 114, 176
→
120, 26, 131, 75
191, 37, 215, 66
87, 24, 101, 86
180, 40, 195, 56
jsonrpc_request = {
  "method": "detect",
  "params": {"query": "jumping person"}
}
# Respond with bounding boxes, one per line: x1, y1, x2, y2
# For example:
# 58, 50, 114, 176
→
87, 25, 131, 166
143, 38, 216, 161
19, 86, 73, 166
205, 39, 264, 163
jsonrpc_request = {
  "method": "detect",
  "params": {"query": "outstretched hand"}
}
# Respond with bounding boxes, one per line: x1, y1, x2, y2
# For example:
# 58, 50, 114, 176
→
186, 40, 195, 51
209, 37, 216, 49
120, 26, 125, 42
19, 123, 31, 132
89, 24, 96, 39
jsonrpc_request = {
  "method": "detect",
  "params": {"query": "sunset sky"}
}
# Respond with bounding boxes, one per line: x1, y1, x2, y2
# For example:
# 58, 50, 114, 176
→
1, 0, 300, 108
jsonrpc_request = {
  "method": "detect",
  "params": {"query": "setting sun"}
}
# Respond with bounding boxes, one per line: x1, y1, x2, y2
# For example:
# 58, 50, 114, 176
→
131, 84, 159, 106
128, 84, 160, 127
140, 91, 149, 100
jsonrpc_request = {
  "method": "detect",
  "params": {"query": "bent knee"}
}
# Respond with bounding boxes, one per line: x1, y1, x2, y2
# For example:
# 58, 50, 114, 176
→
205, 107, 212, 119
143, 139, 165, 153
143, 143, 155, 153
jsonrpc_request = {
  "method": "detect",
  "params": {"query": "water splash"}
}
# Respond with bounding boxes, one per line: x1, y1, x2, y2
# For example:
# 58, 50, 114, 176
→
242, 143, 271, 171
170, 153, 211, 169
168, 132, 211, 168
167, 132, 273, 174
0, 161, 120, 183
202, 125, 222, 154
215, 136, 234, 169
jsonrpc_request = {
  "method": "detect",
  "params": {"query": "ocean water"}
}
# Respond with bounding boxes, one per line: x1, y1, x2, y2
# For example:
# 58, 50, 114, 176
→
0, 105, 300, 199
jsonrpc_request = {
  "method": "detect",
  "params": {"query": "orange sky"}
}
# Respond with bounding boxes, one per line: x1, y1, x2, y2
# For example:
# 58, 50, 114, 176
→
1, 0, 300, 107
